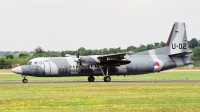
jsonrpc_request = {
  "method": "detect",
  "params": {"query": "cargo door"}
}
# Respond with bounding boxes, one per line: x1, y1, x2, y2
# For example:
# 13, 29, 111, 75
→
43, 60, 51, 75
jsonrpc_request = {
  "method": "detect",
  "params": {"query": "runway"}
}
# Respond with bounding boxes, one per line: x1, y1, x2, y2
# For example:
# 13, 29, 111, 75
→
0, 79, 200, 84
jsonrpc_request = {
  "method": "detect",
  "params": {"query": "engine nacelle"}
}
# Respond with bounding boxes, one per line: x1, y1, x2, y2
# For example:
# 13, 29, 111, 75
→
80, 56, 98, 65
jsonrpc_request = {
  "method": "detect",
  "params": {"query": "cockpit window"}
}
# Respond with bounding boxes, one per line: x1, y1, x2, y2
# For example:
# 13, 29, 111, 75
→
27, 61, 32, 65
34, 62, 38, 64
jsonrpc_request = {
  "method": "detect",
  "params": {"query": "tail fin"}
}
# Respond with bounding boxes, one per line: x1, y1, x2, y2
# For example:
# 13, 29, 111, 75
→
166, 22, 190, 56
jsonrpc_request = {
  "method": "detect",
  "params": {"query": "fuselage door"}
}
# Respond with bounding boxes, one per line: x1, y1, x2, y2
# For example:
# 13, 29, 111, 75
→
43, 60, 51, 75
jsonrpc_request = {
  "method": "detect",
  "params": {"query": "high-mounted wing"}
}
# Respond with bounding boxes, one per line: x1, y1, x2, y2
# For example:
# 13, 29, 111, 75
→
74, 53, 131, 66
97, 53, 131, 66
98, 53, 126, 60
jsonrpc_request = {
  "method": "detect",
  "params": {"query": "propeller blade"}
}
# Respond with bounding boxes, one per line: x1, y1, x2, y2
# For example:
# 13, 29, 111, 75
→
77, 50, 79, 58
75, 50, 82, 66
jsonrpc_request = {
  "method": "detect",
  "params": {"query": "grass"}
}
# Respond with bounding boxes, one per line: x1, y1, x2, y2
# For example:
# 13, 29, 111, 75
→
0, 69, 12, 73
0, 83, 200, 111
1, 69, 200, 111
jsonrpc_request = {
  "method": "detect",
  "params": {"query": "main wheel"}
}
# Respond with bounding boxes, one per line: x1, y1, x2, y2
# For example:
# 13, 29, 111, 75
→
104, 76, 111, 82
88, 76, 95, 82
22, 78, 28, 83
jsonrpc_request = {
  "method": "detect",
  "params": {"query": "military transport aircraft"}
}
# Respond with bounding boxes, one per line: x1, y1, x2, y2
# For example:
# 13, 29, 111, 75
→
12, 22, 193, 83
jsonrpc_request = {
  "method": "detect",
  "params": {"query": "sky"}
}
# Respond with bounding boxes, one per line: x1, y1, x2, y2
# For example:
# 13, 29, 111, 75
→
0, 0, 200, 51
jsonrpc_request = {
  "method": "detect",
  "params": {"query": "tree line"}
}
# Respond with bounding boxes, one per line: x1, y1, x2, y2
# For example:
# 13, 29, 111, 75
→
1, 38, 200, 68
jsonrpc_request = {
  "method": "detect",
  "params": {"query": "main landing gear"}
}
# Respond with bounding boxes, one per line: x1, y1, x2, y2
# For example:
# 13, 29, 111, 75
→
103, 76, 111, 82
22, 75, 28, 83
88, 76, 95, 82
87, 66, 111, 82
100, 66, 111, 82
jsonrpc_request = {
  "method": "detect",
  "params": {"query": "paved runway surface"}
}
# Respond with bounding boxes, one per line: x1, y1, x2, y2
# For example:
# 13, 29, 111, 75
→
0, 79, 200, 84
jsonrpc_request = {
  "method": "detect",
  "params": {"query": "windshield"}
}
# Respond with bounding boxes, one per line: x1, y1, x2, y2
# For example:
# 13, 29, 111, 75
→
27, 61, 32, 65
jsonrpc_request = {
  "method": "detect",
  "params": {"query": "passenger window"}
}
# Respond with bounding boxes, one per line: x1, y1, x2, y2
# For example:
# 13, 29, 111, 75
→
34, 62, 38, 64
27, 61, 32, 65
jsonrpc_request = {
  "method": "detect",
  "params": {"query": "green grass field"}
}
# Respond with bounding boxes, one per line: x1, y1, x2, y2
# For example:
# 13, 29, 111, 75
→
0, 83, 200, 111
0, 69, 200, 111
0, 69, 12, 73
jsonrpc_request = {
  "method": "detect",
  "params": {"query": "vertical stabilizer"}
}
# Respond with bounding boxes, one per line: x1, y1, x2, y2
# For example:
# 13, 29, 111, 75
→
166, 22, 189, 55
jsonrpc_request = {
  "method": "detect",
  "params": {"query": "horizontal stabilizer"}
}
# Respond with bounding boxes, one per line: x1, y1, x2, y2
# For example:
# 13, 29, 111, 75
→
169, 51, 192, 57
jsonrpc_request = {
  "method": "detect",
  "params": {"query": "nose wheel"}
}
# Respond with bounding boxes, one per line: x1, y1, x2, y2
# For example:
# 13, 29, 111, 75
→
22, 78, 28, 83
22, 75, 28, 83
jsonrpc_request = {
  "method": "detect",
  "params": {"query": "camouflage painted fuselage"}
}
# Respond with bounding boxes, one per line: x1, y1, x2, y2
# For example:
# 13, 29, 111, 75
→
18, 47, 192, 77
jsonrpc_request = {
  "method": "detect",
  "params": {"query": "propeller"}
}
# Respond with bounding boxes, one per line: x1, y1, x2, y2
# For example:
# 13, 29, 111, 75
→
74, 50, 82, 66
76, 50, 79, 58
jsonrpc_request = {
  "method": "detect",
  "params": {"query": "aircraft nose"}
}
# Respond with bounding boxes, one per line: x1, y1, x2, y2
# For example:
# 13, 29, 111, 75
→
12, 66, 22, 74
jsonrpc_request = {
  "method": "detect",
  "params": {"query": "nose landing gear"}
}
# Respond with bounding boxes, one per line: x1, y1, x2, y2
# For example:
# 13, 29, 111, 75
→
22, 75, 28, 83
22, 78, 28, 83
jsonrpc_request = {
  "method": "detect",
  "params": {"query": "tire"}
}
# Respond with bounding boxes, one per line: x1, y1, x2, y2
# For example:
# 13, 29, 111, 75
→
88, 76, 95, 82
22, 79, 28, 83
104, 76, 111, 82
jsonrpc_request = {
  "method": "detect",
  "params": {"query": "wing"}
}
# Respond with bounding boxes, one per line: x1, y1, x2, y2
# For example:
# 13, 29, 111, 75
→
75, 53, 131, 66
97, 53, 131, 66
98, 53, 126, 60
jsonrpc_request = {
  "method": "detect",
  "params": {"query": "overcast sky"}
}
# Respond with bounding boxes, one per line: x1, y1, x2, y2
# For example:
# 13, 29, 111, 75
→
0, 0, 199, 51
